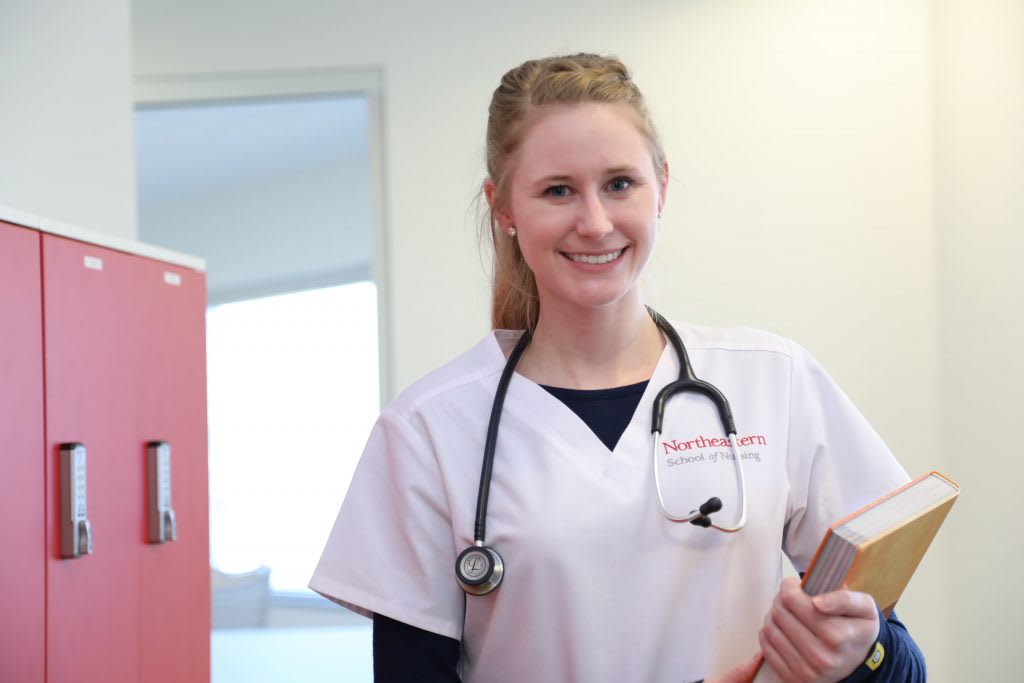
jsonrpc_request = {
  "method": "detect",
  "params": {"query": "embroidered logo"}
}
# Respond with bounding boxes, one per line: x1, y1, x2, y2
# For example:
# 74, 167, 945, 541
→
662, 435, 767, 454
660, 434, 769, 467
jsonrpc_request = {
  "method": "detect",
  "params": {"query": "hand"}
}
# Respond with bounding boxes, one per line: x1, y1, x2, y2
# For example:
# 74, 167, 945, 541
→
758, 578, 879, 683
704, 654, 761, 683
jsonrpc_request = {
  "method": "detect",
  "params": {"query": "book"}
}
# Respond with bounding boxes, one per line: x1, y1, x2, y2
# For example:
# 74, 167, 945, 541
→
750, 471, 959, 682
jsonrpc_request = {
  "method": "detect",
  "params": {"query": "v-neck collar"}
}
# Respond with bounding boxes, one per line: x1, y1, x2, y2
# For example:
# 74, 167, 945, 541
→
540, 381, 649, 451
486, 329, 682, 462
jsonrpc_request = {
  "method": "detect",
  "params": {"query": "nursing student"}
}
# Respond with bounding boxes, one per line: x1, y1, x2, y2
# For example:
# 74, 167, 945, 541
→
311, 54, 926, 682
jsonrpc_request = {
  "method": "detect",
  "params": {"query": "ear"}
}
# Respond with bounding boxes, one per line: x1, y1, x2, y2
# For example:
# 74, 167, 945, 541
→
657, 160, 669, 216
483, 177, 497, 208
483, 177, 513, 227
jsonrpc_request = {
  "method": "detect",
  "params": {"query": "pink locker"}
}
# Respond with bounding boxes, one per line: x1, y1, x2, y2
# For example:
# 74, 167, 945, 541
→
41, 233, 209, 683
0, 222, 46, 683
42, 235, 144, 683
135, 256, 210, 683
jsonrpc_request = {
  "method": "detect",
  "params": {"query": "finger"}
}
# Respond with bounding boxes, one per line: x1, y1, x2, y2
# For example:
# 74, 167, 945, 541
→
777, 577, 830, 635
759, 627, 797, 683
812, 588, 878, 619
772, 583, 862, 679
761, 605, 815, 681
779, 576, 802, 592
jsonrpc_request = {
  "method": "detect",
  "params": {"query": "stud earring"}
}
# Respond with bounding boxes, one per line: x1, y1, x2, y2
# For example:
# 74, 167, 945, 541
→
506, 225, 517, 237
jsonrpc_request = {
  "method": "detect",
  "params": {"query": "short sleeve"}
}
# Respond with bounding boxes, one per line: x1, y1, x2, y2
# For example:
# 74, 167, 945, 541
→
782, 343, 909, 572
309, 407, 465, 640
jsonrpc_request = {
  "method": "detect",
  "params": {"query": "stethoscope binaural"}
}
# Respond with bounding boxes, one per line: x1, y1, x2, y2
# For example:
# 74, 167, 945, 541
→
455, 308, 749, 596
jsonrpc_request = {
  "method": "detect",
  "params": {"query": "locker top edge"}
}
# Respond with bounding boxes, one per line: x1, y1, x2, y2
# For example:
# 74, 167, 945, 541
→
0, 204, 206, 273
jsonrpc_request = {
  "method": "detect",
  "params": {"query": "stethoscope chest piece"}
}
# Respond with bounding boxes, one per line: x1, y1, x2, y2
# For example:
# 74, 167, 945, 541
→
456, 544, 504, 595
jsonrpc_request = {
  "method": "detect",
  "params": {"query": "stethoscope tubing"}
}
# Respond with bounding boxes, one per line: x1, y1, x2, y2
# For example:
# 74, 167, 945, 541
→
652, 429, 748, 532
473, 328, 532, 544
648, 308, 748, 531
471, 311, 749, 545
459, 311, 750, 594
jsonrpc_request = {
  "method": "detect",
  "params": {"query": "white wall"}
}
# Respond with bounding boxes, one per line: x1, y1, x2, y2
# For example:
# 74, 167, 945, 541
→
932, 1, 1024, 679
0, 0, 136, 239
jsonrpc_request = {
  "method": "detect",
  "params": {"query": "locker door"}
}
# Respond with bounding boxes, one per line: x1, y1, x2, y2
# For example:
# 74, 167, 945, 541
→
135, 258, 210, 683
42, 235, 142, 683
0, 222, 45, 683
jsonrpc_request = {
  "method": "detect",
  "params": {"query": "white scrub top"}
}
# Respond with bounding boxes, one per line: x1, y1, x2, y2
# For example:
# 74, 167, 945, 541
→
310, 323, 908, 682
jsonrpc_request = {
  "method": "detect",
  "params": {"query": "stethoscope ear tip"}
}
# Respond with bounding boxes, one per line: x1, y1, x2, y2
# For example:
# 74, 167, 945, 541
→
700, 497, 723, 516
689, 497, 723, 527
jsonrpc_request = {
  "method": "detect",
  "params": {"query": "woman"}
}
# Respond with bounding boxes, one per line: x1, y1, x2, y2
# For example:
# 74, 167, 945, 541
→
311, 53, 925, 682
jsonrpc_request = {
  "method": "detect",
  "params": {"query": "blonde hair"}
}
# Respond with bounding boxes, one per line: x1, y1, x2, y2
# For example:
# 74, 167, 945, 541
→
483, 53, 667, 331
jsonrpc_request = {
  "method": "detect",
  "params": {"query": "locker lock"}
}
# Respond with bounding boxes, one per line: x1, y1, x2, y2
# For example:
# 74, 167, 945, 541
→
60, 443, 94, 559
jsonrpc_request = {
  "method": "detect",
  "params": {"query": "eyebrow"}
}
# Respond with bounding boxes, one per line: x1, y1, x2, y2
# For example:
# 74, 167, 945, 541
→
532, 166, 642, 185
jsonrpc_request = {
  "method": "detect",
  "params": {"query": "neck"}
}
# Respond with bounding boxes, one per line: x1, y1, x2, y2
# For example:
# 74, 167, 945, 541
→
517, 295, 665, 389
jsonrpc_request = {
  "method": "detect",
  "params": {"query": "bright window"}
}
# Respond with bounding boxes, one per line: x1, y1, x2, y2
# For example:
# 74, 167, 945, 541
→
206, 282, 379, 592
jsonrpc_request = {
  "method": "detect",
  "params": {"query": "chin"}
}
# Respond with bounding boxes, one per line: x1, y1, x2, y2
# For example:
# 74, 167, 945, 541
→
562, 288, 640, 313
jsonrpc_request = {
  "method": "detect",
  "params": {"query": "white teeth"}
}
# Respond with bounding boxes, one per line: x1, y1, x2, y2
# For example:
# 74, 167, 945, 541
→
567, 249, 623, 265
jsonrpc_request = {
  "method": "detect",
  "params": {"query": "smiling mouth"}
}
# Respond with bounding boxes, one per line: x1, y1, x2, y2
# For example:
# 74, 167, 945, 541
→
562, 248, 625, 265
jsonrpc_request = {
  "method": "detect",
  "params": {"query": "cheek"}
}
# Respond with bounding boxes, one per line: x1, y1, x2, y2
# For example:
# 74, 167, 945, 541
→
515, 199, 564, 230
613, 204, 657, 237
514, 208, 565, 253
516, 231, 560, 273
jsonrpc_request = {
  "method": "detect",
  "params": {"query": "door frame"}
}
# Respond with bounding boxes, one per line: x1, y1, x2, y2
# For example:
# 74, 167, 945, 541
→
135, 67, 393, 404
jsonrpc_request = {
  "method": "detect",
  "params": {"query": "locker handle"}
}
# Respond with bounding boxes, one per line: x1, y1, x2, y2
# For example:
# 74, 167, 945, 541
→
162, 508, 177, 542
77, 519, 93, 555
148, 441, 178, 544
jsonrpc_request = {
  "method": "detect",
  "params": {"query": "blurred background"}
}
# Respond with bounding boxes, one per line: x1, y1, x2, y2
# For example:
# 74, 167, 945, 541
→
1, 0, 1021, 680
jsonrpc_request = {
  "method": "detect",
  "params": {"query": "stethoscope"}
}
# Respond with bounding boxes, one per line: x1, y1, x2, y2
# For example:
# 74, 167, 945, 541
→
455, 308, 749, 596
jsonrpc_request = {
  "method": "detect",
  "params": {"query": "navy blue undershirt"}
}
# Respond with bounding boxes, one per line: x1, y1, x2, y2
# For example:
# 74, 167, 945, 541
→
540, 380, 649, 450
372, 385, 925, 682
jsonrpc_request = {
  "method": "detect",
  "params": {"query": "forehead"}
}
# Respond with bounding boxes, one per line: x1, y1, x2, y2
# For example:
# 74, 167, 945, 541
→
514, 102, 652, 175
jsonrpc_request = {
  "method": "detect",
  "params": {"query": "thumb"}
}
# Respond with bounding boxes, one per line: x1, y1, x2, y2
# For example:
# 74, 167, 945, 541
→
812, 589, 877, 618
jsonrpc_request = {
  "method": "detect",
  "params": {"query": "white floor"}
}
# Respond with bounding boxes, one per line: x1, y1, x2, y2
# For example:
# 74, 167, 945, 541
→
212, 625, 373, 682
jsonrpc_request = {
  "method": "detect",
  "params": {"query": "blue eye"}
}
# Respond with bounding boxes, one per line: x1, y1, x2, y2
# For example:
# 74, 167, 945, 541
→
608, 177, 632, 192
546, 185, 570, 198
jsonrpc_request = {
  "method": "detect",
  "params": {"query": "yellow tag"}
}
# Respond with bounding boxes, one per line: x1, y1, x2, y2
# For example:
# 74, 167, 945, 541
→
865, 641, 885, 671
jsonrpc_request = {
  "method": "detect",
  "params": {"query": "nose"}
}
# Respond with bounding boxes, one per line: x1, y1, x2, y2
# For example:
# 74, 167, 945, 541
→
575, 192, 613, 239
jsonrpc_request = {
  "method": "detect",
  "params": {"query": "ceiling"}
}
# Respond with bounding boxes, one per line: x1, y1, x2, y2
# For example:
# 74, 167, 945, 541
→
135, 94, 368, 207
